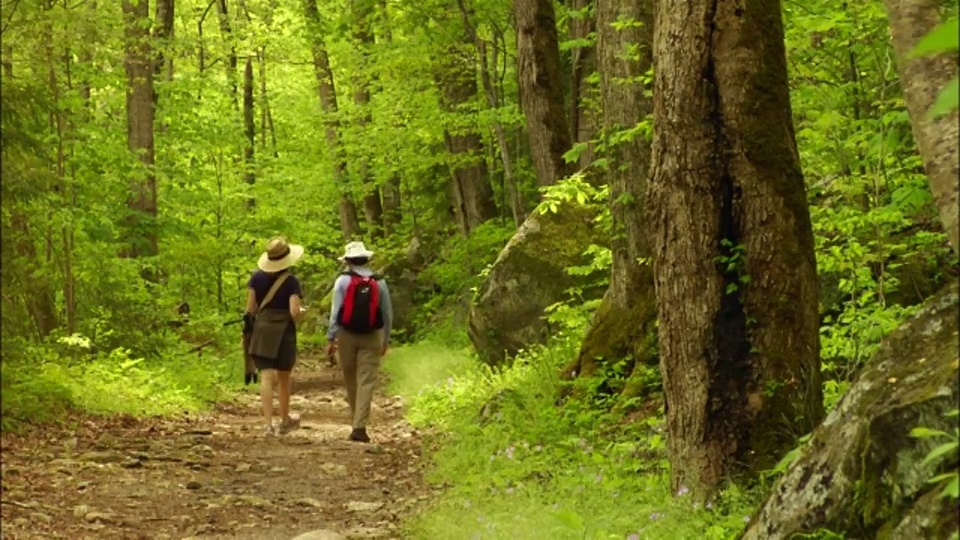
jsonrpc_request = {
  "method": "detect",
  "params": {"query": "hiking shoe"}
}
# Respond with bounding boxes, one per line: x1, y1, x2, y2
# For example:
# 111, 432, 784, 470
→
277, 415, 301, 435
348, 428, 370, 443
262, 423, 277, 437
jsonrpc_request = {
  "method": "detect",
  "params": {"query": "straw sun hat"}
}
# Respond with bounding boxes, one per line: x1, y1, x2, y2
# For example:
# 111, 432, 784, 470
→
257, 236, 305, 273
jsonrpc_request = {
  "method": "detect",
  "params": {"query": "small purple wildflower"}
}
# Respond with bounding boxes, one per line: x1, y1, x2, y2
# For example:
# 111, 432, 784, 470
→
649, 512, 663, 521
743, 516, 751, 523
676, 485, 689, 497
505, 445, 515, 459
506, 487, 515, 495
627, 535, 640, 540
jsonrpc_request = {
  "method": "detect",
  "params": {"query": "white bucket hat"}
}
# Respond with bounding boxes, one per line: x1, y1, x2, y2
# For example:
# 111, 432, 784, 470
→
338, 241, 375, 262
257, 236, 304, 273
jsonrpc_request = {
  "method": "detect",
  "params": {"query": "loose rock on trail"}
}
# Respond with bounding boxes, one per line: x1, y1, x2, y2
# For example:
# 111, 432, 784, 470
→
0, 357, 429, 540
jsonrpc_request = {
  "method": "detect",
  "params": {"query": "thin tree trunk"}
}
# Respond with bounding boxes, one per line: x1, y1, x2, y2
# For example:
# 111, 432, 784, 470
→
374, 0, 402, 232
883, 0, 959, 253
352, 0, 384, 236
567, 0, 597, 169
122, 0, 158, 258
257, 49, 278, 157
458, 0, 523, 224
513, 0, 574, 188
154, 0, 175, 82
648, 0, 822, 498
215, 0, 239, 107
243, 55, 256, 208
439, 42, 498, 235
302, 0, 362, 239
569, 0, 654, 386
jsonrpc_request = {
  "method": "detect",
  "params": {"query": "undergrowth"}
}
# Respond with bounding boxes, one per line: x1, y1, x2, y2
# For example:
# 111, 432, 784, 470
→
384, 336, 761, 540
0, 322, 243, 433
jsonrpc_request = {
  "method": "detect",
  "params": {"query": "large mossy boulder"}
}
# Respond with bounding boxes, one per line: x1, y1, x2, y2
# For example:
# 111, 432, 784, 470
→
468, 204, 605, 364
740, 280, 959, 540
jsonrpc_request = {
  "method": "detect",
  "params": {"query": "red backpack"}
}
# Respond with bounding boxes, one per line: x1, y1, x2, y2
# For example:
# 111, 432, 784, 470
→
336, 272, 384, 334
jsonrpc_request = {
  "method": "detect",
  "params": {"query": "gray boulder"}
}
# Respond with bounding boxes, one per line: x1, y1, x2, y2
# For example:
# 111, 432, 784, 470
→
740, 280, 959, 540
468, 203, 605, 364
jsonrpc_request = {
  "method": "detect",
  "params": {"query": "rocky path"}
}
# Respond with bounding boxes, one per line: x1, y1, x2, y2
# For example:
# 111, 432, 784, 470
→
0, 357, 428, 540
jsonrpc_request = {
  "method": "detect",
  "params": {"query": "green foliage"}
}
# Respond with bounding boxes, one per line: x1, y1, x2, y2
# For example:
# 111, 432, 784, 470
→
910, 409, 960, 500
1, 330, 239, 432
390, 338, 760, 539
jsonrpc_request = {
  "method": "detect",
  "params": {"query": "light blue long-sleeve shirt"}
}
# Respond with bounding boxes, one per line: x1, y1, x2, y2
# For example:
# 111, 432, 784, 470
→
327, 265, 392, 347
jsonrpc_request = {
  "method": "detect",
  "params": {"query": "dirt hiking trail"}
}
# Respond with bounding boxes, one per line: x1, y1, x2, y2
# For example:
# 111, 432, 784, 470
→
0, 356, 430, 540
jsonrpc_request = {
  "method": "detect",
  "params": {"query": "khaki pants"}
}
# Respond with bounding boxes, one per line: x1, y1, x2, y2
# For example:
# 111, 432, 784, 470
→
337, 329, 383, 430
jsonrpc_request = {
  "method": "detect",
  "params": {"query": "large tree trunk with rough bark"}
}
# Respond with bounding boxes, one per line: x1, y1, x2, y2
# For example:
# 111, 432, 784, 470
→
883, 0, 959, 254
302, 0, 362, 240
352, 0, 384, 237
568, 0, 656, 393
740, 280, 959, 540
648, 0, 823, 498
440, 43, 499, 236
122, 0, 158, 258
513, 0, 574, 188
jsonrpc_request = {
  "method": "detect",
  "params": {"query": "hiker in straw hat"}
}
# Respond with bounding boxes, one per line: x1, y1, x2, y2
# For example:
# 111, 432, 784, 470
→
243, 236, 306, 436
326, 241, 393, 443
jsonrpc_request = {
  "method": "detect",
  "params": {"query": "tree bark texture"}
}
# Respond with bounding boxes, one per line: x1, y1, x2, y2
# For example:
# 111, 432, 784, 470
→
513, 0, 574, 187
352, 0, 384, 236
883, 0, 959, 253
440, 44, 499, 236
302, 0, 362, 239
648, 0, 822, 497
570, 0, 656, 389
122, 0, 158, 258
568, 0, 598, 169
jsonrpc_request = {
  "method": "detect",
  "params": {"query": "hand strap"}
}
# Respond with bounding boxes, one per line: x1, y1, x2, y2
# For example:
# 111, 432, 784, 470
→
256, 271, 291, 315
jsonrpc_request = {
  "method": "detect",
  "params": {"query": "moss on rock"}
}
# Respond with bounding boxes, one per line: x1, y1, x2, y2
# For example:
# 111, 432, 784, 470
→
740, 279, 959, 540
468, 202, 605, 365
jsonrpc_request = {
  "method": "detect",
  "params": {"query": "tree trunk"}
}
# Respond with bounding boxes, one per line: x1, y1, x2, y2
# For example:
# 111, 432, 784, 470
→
154, 0, 175, 82
122, 0, 158, 258
440, 45, 499, 236
381, 177, 402, 233
302, 0, 362, 239
513, 0, 574, 188
352, 0, 384, 237
883, 0, 959, 253
242, 55, 256, 208
568, 0, 597, 170
215, 0, 239, 107
457, 0, 524, 225
648, 0, 823, 498
569, 0, 655, 391
257, 49, 279, 158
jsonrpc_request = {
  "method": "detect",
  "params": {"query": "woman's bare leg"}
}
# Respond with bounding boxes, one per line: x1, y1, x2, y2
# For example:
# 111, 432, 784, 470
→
277, 370, 292, 420
260, 368, 277, 427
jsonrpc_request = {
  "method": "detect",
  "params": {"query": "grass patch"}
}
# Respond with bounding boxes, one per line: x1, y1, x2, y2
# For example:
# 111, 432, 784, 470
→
389, 334, 762, 540
0, 328, 246, 433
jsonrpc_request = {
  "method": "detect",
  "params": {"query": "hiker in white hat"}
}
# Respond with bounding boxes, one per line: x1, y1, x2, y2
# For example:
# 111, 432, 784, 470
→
326, 241, 393, 443
243, 236, 306, 436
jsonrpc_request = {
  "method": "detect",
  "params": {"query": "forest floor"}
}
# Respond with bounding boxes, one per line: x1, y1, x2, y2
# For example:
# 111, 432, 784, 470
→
0, 356, 430, 540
